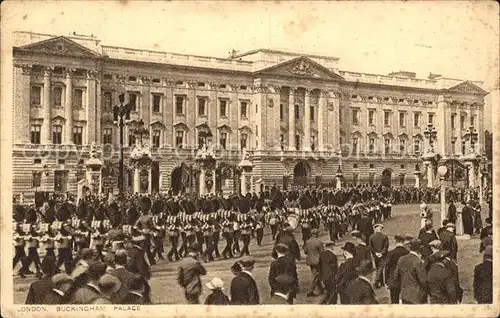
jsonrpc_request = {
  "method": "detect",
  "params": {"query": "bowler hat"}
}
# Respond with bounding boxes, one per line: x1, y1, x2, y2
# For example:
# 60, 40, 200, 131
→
275, 243, 289, 254
408, 239, 422, 252
52, 273, 73, 286
87, 262, 107, 278
98, 273, 122, 295
240, 255, 255, 268
341, 242, 356, 255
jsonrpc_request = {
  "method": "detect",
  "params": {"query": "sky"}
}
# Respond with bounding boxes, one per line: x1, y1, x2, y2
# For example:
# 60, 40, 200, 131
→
2, 0, 498, 91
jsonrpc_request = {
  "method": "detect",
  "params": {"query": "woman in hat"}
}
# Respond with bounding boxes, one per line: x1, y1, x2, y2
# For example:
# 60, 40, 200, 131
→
204, 277, 230, 305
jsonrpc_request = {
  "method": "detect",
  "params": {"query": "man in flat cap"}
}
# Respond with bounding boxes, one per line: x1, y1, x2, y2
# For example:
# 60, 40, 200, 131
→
384, 235, 409, 304
177, 243, 207, 304
304, 228, 324, 297
335, 242, 358, 304
392, 239, 428, 304
369, 223, 389, 288
319, 241, 338, 304
230, 256, 259, 305
439, 222, 458, 261
269, 243, 299, 304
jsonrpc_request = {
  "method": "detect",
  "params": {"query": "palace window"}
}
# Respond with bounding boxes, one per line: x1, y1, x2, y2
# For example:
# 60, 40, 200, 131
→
399, 138, 406, 154
399, 112, 406, 128
451, 139, 456, 154
52, 125, 62, 144
152, 94, 161, 113
73, 88, 83, 109
152, 78, 161, 84
103, 74, 113, 80
30, 125, 41, 144
461, 140, 466, 154
310, 106, 315, 121
295, 134, 300, 150
451, 113, 456, 129
176, 131, 184, 149
53, 86, 63, 107
471, 115, 476, 128
352, 109, 359, 125
103, 92, 112, 111
368, 138, 375, 154
220, 100, 228, 117
339, 108, 343, 124
220, 132, 227, 149
353, 173, 359, 185
128, 133, 136, 147
414, 139, 421, 154
414, 113, 420, 127
54, 170, 68, 192
311, 135, 316, 151
368, 173, 375, 186
73, 126, 83, 145
103, 128, 113, 144
32, 171, 42, 188
295, 104, 300, 120
128, 93, 138, 112
399, 174, 405, 186
240, 133, 248, 150
128, 76, 137, 82
53, 67, 64, 75
152, 130, 161, 148
279, 104, 283, 121
198, 82, 205, 87
428, 113, 434, 125
384, 138, 391, 154
31, 86, 41, 106
240, 101, 247, 118
368, 110, 375, 125
352, 137, 358, 154
175, 96, 184, 115
280, 134, 284, 150
460, 115, 465, 130
198, 98, 206, 116
384, 111, 391, 126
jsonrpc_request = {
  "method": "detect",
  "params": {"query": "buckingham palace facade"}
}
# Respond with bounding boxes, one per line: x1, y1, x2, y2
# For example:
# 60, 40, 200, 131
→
11, 31, 488, 200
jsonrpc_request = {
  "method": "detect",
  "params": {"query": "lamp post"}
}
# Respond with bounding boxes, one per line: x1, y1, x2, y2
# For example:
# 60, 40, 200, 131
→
113, 94, 133, 195
423, 123, 438, 153
131, 119, 150, 146
437, 165, 448, 225
422, 123, 439, 187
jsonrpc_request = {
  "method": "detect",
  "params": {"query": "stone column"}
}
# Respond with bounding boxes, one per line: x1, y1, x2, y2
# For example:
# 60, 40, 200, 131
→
424, 161, 434, 187
133, 168, 140, 194
318, 91, 327, 151
42, 67, 52, 144
414, 172, 421, 188
303, 88, 312, 151
65, 69, 73, 144
466, 162, 477, 187
288, 87, 296, 150
240, 172, 247, 195
212, 171, 217, 195
199, 168, 206, 196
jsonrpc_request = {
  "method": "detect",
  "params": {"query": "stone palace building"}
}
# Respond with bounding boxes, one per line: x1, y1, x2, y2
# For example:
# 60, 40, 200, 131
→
11, 31, 488, 200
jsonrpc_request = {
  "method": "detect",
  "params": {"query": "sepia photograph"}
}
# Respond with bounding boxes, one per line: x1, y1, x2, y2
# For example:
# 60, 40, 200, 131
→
1, 1, 498, 317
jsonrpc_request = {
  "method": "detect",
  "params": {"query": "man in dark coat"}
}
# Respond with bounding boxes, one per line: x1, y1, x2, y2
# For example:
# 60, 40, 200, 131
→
473, 246, 493, 304
25, 256, 58, 304
335, 242, 358, 304
319, 241, 338, 304
304, 229, 324, 296
426, 250, 460, 304
268, 244, 299, 304
230, 256, 260, 305
418, 219, 439, 260
439, 223, 458, 261
110, 250, 134, 304
177, 243, 206, 304
122, 274, 147, 305
447, 201, 457, 224
41, 273, 74, 304
369, 224, 389, 288
352, 230, 372, 273
267, 274, 297, 305
479, 218, 492, 241
272, 226, 301, 261
461, 201, 474, 235
384, 235, 410, 304
343, 262, 378, 304
392, 239, 428, 304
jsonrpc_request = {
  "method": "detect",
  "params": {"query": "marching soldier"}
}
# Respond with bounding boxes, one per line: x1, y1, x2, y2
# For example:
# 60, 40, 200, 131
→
221, 209, 235, 259
166, 199, 180, 262
13, 211, 28, 278
151, 199, 167, 261
24, 221, 43, 278
238, 197, 252, 257
134, 197, 156, 265
53, 204, 75, 275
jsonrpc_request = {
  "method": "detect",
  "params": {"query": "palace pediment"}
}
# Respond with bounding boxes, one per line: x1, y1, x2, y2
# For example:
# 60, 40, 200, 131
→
254, 56, 344, 81
14, 36, 101, 59
446, 81, 488, 96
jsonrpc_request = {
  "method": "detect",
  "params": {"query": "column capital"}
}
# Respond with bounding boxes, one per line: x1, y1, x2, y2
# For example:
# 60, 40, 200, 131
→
268, 85, 282, 94
140, 76, 152, 84
187, 80, 197, 88
289, 86, 298, 94
320, 90, 331, 98
304, 88, 313, 96
43, 66, 53, 76
65, 68, 76, 78
87, 70, 98, 80
15, 63, 32, 75
253, 84, 268, 93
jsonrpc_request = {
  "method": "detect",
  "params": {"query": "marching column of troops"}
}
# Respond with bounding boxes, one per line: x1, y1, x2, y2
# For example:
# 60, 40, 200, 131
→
14, 185, 491, 305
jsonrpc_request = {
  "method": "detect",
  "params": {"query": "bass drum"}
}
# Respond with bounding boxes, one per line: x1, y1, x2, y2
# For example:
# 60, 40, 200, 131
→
287, 213, 299, 230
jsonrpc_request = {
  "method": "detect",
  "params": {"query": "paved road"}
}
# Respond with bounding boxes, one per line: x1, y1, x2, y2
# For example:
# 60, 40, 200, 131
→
13, 204, 486, 304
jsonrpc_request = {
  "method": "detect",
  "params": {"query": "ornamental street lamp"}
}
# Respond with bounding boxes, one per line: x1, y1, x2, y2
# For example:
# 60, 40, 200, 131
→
113, 94, 133, 195
466, 126, 479, 153
437, 165, 448, 224
423, 123, 437, 153
131, 119, 150, 146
